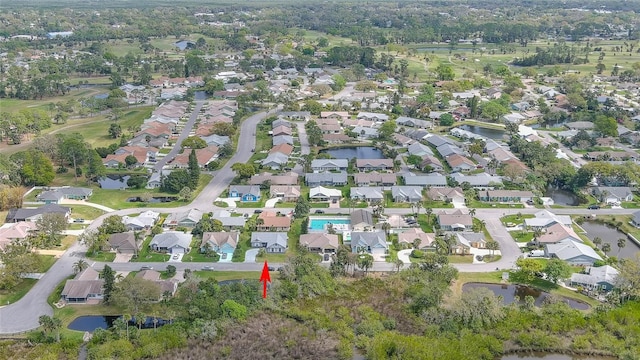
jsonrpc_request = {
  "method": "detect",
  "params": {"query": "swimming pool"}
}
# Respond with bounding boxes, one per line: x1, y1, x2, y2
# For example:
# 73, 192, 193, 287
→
309, 218, 351, 232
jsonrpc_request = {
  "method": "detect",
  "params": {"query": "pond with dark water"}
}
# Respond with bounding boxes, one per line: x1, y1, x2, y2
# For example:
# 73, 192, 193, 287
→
174, 40, 195, 50
98, 175, 130, 189
67, 315, 169, 332
319, 146, 384, 159
544, 186, 581, 206
462, 283, 590, 310
579, 221, 640, 259
459, 125, 506, 140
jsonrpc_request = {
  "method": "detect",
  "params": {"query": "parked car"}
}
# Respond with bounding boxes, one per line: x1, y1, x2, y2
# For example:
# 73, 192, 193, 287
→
172, 254, 179, 260
268, 266, 275, 271
202, 266, 214, 271
254, 209, 263, 214
587, 205, 601, 210
314, 209, 325, 214
140, 266, 153, 270
73, 218, 85, 223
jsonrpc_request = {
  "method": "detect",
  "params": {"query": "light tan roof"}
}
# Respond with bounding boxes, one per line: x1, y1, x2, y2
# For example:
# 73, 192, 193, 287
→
300, 233, 339, 249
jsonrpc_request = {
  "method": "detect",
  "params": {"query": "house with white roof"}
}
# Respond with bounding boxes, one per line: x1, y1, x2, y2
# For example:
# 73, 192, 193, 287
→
350, 231, 388, 255
311, 159, 348, 172
570, 265, 619, 292
524, 210, 572, 229
545, 239, 602, 265
150, 231, 192, 254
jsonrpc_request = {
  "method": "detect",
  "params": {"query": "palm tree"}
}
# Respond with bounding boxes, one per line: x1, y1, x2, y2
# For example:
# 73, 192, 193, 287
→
412, 238, 422, 250
533, 228, 543, 243
601, 243, 611, 256
122, 314, 131, 339
357, 254, 374, 275
135, 312, 146, 330
617, 238, 626, 255
73, 259, 88, 274
593, 237, 602, 249
425, 207, 433, 225
486, 240, 500, 258
381, 222, 391, 236
394, 258, 404, 272
469, 208, 477, 217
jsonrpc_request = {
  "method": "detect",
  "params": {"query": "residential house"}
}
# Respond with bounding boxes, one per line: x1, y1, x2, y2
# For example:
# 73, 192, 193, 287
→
60, 267, 104, 303
593, 186, 634, 204
201, 232, 238, 259
258, 211, 292, 231
425, 135, 453, 148
353, 172, 397, 187
545, 239, 602, 265
309, 186, 342, 202
272, 135, 294, 146
229, 185, 262, 202
357, 112, 389, 122
250, 232, 288, 253
502, 113, 526, 123
210, 210, 246, 230
201, 134, 230, 147
319, 124, 342, 134
570, 265, 619, 292
524, 210, 573, 230
427, 187, 465, 204
311, 159, 348, 172
450, 173, 503, 189
436, 143, 464, 157
261, 152, 289, 170
403, 174, 448, 187
350, 187, 384, 202
420, 155, 444, 172
5, 204, 70, 223
269, 185, 301, 202
396, 116, 432, 129
479, 190, 534, 203
323, 133, 352, 144
356, 159, 394, 172
398, 228, 435, 250
0, 221, 37, 251
37, 187, 93, 204
250, 172, 299, 186
272, 125, 292, 137
405, 129, 431, 141
536, 223, 582, 245
305, 172, 348, 187
320, 111, 349, 121
352, 126, 379, 139
407, 143, 434, 157
135, 270, 179, 298
146, 170, 170, 189
451, 232, 487, 254
391, 186, 423, 203
278, 111, 311, 121
300, 233, 340, 253
269, 143, 294, 156
108, 232, 139, 254
121, 210, 160, 231
165, 208, 203, 228
172, 145, 218, 168
350, 231, 388, 255
446, 154, 476, 172
393, 134, 415, 147
437, 209, 473, 231
272, 119, 292, 129
351, 209, 375, 232
632, 210, 640, 228
150, 231, 192, 254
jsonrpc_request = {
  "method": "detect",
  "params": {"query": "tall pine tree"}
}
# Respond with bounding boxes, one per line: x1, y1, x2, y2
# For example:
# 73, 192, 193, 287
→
188, 149, 200, 189
102, 265, 116, 304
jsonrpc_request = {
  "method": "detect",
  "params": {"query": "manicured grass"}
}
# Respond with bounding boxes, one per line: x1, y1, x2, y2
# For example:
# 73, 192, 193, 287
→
86, 251, 117, 262
500, 214, 534, 226
213, 201, 229, 208
422, 200, 454, 208
0, 279, 38, 305
183, 248, 218, 263
467, 200, 524, 209
512, 231, 534, 243
0, 211, 6, 223
81, 174, 212, 210
416, 214, 436, 233
133, 236, 169, 263
447, 255, 474, 263
37, 255, 58, 273
256, 253, 289, 263
275, 202, 329, 208
193, 270, 263, 282
59, 235, 78, 250
69, 205, 106, 220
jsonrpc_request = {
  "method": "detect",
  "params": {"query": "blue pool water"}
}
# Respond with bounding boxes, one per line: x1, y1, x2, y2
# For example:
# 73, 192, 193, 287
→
309, 218, 350, 231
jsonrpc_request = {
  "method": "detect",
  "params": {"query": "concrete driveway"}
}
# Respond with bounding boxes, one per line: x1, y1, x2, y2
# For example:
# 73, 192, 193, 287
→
244, 249, 259, 263
397, 249, 412, 264
113, 253, 133, 263
265, 198, 281, 208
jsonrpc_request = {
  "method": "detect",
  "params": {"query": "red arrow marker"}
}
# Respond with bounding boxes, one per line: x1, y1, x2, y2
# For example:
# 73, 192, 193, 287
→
259, 261, 271, 299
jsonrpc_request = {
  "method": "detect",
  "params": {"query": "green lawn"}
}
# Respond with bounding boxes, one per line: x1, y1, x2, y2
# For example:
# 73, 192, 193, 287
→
422, 200, 454, 209
193, 271, 263, 282
512, 231, 534, 243
85, 251, 117, 262
467, 200, 524, 209
447, 255, 474, 263
500, 214, 534, 226
276, 202, 329, 208
69, 205, 106, 220
416, 214, 436, 233
0, 279, 38, 305
37, 255, 58, 273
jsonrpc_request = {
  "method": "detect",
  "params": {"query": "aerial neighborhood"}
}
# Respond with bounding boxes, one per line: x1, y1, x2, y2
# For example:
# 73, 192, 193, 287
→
0, 0, 639, 358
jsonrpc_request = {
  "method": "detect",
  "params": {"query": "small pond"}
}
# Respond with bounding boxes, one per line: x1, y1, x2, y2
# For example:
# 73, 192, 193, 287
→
174, 40, 195, 50
67, 315, 169, 332
94, 93, 109, 100
501, 353, 615, 360
462, 283, 590, 310
127, 196, 177, 203
98, 175, 130, 190
544, 186, 581, 206
579, 221, 640, 259
459, 125, 506, 140
319, 146, 384, 159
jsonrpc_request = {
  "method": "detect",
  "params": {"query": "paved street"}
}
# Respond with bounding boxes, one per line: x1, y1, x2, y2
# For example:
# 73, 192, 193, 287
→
152, 101, 204, 173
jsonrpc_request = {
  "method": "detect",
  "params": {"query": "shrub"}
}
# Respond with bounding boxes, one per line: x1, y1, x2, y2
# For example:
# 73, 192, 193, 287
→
410, 250, 424, 258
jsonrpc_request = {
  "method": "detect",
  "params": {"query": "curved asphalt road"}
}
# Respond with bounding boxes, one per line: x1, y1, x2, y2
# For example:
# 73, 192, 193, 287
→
0, 107, 273, 334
